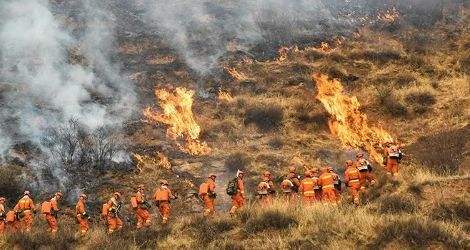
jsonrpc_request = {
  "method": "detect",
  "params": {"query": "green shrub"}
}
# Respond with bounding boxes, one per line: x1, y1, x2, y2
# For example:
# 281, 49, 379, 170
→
377, 88, 408, 117
405, 90, 436, 114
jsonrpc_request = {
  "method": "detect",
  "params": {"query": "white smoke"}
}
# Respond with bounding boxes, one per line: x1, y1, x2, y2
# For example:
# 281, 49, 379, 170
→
0, 0, 136, 189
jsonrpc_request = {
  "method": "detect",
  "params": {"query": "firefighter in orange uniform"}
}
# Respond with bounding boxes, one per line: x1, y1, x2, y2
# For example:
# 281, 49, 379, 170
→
0, 197, 5, 234
384, 142, 404, 178
310, 168, 322, 201
344, 160, 362, 205
286, 166, 301, 193
43, 192, 62, 235
14, 191, 36, 232
199, 174, 217, 216
76, 194, 90, 235
5, 210, 18, 233
329, 167, 342, 196
230, 170, 245, 215
299, 170, 316, 204
154, 180, 175, 224
257, 171, 275, 206
318, 167, 338, 203
355, 153, 376, 188
105, 192, 123, 233
133, 185, 151, 229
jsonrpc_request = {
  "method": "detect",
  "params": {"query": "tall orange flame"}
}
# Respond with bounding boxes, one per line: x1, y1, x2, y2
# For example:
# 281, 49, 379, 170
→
144, 87, 211, 156
313, 73, 393, 163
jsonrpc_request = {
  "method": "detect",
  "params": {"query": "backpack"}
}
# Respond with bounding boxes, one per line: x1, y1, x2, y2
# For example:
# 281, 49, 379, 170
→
199, 183, 208, 196
130, 196, 138, 209
41, 201, 52, 214
226, 178, 238, 196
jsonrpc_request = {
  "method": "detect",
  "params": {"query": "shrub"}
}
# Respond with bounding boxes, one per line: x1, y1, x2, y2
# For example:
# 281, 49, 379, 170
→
244, 104, 284, 132
377, 194, 417, 214
0, 165, 25, 205
293, 101, 328, 127
377, 88, 408, 117
404, 89, 436, 114
224, 152, 251, 173
431, 200, 470, 222
244, 210, 297, 234
406, 126, 469, 174
459, 55, 470, 74
268, 136, 283, 149
187, 216, 235, 244
372, 217, 464, 248
350, 49, 401, 64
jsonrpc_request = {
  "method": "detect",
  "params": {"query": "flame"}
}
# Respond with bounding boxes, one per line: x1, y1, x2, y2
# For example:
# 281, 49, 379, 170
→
313, 73, 393, 163
218, 91, 234, 103
225, 67, 249, 82
144, 87, 211, 156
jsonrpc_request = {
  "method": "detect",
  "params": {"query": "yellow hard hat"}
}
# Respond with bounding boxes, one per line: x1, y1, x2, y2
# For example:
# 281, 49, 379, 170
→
160, 179, 169, 185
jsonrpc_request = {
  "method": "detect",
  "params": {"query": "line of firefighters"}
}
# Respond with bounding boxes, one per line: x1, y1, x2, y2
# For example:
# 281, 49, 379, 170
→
0, 143, 403, 235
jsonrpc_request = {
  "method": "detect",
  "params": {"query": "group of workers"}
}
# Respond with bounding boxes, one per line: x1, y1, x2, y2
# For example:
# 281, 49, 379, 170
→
0, 142, 403, 236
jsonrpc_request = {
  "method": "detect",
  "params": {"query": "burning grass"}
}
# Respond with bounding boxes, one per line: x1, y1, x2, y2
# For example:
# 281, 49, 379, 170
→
314, 73, 394, 163
144, 87, 211, 156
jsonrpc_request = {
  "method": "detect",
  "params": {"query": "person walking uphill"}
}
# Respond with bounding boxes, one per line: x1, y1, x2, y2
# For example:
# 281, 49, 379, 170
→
344, 160, 361, 206
229, 170, 245, 215
76, 194, 90, 235
355, 153, 376, 188
41, 192, 62, 235
257, 171, 275, 206
103, 192, 123, 234
318, 167, 338, 203
14, 191, 36, 232
299, 170, 317, 204
154, 180, 176, 224
132, 185, 151, 229
384, 142, 404, 178
199, 174, 217, 216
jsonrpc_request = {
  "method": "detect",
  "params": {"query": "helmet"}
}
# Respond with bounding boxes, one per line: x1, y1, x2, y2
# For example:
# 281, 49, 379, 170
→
321, 167, 329, 173
346, 160, 353, 166
327, 166, 334, 172
311, 168, 319, 173
55, 192, 63, 197
208, 173, 217, 178
0, 197, 5, 202
79, 194, 87, 199
263, 171, 271, 176
113, 192, 122, 197
23, 190, 30, 196
288, 166, 296, 173
236, 170, 244, 177
160, 179, 169, 185
138, 184, 145, 190
356, 152, 364, 158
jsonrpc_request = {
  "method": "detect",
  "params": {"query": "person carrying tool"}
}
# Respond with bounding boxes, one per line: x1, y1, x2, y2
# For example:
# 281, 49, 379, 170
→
229, 170, 245, 215
344, 160, 361, 205
103, 192, 123, 233
132, 185, 151, 229
41, 192, 62, 235
76, 194, 90, 235
199, 174, 217, 216
154, 180, 176, 224
14, 191, 36, 232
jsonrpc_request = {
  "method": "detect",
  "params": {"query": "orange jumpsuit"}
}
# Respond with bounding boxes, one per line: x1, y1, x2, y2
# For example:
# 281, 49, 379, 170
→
154, 187, 173, 224
5, 210, 18, 233
14, 196, 35, 232
201, 178, 216, 216
0, 203, 5, 234
385, 146, 401, 176
257, 178, 274, 206
135, 191, 151, 228
344, 166, 362, 205
318, 172, 337, 203
299, 177, 316, 204
280, 179, 296, 201
45, 197, 60, 234
356, 159, 375, 188
76, 199, 89, 234
230, 178, 245, 214
106, 198, 123, 233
